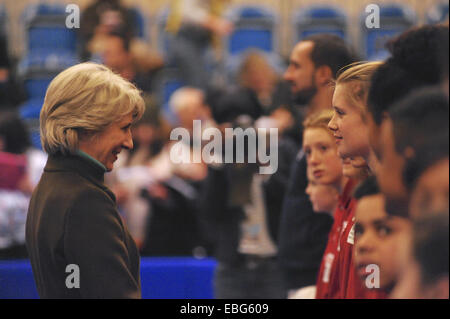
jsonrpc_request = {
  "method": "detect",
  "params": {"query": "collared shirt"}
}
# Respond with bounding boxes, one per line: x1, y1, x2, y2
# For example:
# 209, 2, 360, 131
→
76, 150, 106, 172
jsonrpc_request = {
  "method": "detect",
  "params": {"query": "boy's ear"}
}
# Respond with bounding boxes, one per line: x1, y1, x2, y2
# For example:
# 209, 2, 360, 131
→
315, 65, 333, 86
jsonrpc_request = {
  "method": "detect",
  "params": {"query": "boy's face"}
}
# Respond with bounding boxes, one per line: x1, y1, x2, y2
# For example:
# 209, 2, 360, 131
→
305, 177, 339, 214
354, 194, 412, 290
303, 127, 343, 186
376, 117, 409, 216
410, 158, 449, 218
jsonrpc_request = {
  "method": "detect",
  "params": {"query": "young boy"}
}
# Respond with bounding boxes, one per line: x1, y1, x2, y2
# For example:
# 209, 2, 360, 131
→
353, 176, 411, 295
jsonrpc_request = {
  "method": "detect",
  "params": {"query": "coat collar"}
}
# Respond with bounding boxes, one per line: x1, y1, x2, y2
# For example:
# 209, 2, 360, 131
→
44, 152, 106, 185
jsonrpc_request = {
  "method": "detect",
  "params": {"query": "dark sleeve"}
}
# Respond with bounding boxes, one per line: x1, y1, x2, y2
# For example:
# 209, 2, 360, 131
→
0, 35, 10, 68
64, 189, 141, 299
199, 165, 229, 222
277, 152, 334, 289
264, 138, 299, 241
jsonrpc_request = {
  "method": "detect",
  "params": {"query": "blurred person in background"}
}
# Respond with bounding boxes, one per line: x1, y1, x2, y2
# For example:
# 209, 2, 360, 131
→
101, 30, 162, 96
278, 34, 357, 298
391, 211, 449, 299
137, 87, 215, 257
305, 171, 340, 217
213, 50, 296, 146
81, 1, 163, 74
0, 111, 46, 259
0, 34, 25, 109
200, 114, 293, 299
80, 0, 135, 60
166, 0, 233, 90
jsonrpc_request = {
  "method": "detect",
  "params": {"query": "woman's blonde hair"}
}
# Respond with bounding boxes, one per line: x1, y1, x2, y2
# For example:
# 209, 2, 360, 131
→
40, 62, 145, 155
303, 108, 334, 133
334, 61, 383, 118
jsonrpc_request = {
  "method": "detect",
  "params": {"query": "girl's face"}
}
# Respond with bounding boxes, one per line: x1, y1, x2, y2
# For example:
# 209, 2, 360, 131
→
328, 84, 371, 160
354, 194, 412, 291
303, 127, 343, 187
305, 176, 339, 214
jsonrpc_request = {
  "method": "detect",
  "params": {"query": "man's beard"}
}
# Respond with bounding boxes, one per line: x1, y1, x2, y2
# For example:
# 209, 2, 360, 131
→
290, 74, 318, 106
292, 86, 318, 106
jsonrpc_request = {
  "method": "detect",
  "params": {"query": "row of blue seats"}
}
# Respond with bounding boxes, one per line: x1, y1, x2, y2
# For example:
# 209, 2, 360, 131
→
2, 2, 448, 62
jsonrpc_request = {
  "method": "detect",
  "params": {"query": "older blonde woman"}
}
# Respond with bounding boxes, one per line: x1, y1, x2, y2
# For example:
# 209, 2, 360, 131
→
26, 63, 145, 299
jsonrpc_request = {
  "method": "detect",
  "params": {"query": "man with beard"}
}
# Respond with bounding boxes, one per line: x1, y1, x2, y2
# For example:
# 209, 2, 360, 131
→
278, 34, 357, 298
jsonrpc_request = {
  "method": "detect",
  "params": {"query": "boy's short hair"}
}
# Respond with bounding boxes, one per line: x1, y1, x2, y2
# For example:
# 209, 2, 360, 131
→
367, 25, 449, 125
389, 86, 449, 155
387, 86, 450, 191
353, 176, 380, 200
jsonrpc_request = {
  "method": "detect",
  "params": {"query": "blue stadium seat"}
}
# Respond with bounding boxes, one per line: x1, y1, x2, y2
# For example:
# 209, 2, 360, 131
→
18, 4, 79, 103
24, 77, 51, 100
28, 25, 77, 53
225, 5, 277, 56
293, 5, 348, 45
22, 3, 77, 53
18, 49, 79, 77
360, 4, 416, 60
427, 2, 449, 24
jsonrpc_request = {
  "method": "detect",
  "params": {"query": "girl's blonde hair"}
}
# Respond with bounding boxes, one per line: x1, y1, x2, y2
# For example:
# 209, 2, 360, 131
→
334, 61, 383, 119
303, 108, 334, 133
40, 62, 145, 155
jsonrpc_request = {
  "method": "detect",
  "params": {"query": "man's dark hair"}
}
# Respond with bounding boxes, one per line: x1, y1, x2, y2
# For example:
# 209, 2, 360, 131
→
413, 212, 449, 285
368, 24, 449, 125
303, 34, 358, 78
353, 176, 380, 200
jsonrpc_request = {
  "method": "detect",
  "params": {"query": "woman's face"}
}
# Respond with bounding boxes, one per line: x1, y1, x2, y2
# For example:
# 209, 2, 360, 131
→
328, 84, 371, 160
81, 113, 134, 171
303, 127, 343, 186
